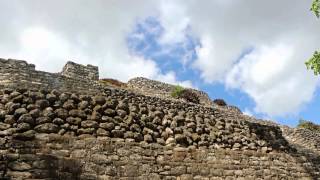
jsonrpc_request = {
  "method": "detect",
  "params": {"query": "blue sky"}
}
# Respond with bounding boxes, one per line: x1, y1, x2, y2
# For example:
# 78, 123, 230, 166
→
0, 1, 319, 127
126, 16, 320, 127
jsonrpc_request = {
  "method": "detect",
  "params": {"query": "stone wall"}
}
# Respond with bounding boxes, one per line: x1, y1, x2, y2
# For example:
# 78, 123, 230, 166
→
1, 87, 320, 179
0, 58, 102, 93
1, 59, 320, 179
1, 135, 320, 180
0, 88, 292, 152
61, 61, 99, 81
282, 126, 320, 154
127, 77, 213, 107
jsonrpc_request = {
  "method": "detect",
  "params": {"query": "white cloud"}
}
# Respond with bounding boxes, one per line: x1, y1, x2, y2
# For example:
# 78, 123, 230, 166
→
156, 0, 320, 116
226, 42, 319, 116
157, 0, 190, 44
154, 71, 194, 88
0, 0, 192, 86
0, 0, 319, 117
243, 108, 253, 116
192, 35, 240, 83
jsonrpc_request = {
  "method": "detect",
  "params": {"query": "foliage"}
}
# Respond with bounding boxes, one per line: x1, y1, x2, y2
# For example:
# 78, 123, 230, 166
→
306, 51, 320, 75
311, 0, 320, 18
297, 119, 320, 133
171, 86, 200, 104
171, 85, 185, 98
306, 1, 320, 75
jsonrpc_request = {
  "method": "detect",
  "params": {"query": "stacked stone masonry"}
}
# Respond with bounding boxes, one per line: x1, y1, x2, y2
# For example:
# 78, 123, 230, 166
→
61, 61, 99, 81
0, 58, 102, 93
127, 77, 214, 107
0, 58, 319, 179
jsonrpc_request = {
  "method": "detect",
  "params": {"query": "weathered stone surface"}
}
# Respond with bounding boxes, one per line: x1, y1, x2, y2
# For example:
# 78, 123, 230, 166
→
144, 134, 153, 143
53, 118, 65, 125
81, 120, 98, 128
6, 171, 32, 179
77, 128, 95, 134
66, 117, 82, 125
69, 109, 86, 118
97, 128, 109, 136
12, 130, 35, 140
35, 116, 51, 124
42, 107, 55, 119
6, 103, 20, 114
14, 107, 27, 117
0, 122, 11, 130
35, 123, 59, 133
94, 96, 106, 105
17, 122, 31, 132
29, 108, 41, 118
104, 108, 116, 117
55, 108, 69, 119
90, 111, 102, 121
63, 100, 75, 110
18, 114, 34, 125
166, 137, 175, 145
9, 162, 32, 171
112, 129, 124, 138
46, 93, 57, 103
79, 101, 89, 109
36, 99, 50, 109
0, 109, 6, 120
99, 122, 115, 131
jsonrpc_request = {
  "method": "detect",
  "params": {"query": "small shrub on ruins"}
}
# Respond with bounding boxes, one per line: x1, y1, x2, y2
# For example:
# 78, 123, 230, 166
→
179, 89, 200, 104
213, 99, 227, 106
171, 86, 200, 104
171, 85, 184, 98
297, 119, 320, 133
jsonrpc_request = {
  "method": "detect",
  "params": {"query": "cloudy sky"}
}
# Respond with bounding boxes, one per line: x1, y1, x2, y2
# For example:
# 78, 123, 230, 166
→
1, 0, 319, 126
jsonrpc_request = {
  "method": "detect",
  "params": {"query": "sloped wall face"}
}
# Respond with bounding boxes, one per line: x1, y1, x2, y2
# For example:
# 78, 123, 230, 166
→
0, 59, 101, 93
1, 88, 320, 179
0, 88, 293, 151
127, 77, 214, 107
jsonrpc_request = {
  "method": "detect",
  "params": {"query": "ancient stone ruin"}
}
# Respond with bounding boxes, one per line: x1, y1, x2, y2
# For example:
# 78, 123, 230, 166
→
0, 58, 320, 179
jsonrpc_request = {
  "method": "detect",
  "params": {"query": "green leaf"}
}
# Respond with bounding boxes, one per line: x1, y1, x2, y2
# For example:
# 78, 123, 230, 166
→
305, 51, 320, 75
311, 0, 320, 18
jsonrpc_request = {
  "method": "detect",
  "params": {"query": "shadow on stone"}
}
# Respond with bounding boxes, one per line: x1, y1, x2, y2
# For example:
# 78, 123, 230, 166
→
2, 138, 83, 180
247, 121, 320, 179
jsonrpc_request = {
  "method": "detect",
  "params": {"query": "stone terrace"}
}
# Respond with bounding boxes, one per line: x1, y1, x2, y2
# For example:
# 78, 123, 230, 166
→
0, 58, 319, 179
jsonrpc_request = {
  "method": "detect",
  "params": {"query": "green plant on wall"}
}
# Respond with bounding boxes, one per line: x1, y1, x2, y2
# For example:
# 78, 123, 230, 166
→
171, 85, 184, 98
171, 86, 200, 104
305, 0, 320, 75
